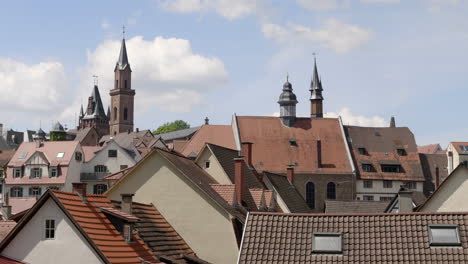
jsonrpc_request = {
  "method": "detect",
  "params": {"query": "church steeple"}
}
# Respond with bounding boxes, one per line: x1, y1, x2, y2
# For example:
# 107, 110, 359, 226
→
110, 27, 135, 136
278, 74, 298, 127
310, 57, 324, 118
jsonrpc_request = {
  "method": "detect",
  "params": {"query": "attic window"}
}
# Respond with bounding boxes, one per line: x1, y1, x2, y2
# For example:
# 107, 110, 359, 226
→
362, 164, 375, 172
397, 148, 407, 156
381, 164, 403, 173
429, 225, 461, 247
312, 233, 342, 254
108, 150, 118, 158
18, 152, 27, 159
460, 146, 468, 153
56, 152, 65, 158
45, 219, 55, 239
289, 138, 297, 147
205, 161, 210, 169
358, 148, 368, 155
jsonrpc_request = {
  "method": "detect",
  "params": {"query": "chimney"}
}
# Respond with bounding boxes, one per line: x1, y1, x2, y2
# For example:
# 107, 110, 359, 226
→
241, 142, 253, 166
205, 117, 209, 125
1, 193, 11, 220
435, 167, 440, 189
390, 116, 396, 128
287, 165, 294, 184
448, 151, 454, 174
136, 128, 139, 133
317, 140, 322, 168
120, 194, 134, 215
0, 123, 3, 137
398, 188, 413, 212
234, 157, 245, 206
72, 183, 87, 202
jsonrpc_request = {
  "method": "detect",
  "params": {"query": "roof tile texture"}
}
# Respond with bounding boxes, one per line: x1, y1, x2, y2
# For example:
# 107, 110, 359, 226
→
181, 125, 236, 157
240, 212, 468, 263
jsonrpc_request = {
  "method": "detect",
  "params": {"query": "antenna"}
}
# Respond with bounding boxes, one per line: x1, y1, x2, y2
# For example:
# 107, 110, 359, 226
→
93, 75, 99, 86
122, 25, 126, 38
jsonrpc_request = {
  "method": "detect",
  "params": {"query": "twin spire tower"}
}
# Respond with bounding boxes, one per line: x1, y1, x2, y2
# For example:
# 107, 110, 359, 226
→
78, 29, 135, 137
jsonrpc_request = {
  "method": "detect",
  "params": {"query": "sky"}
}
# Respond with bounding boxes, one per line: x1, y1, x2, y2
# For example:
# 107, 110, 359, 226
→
0, 0, 467, 147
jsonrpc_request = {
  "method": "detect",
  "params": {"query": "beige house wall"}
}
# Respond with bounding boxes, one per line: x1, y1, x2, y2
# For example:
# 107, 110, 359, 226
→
106, 153, 239, 264
2, 199, 103, 264
356, 179, 423, 201
195, 147, 231, 184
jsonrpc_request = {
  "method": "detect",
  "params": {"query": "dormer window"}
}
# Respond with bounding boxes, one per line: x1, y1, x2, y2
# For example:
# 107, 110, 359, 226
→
381, 164, 403, 173
312, 233, 342, 254
397, 148, 407, 156
358, 148, 368, 155
30, 168, 42, 179
429, 225, 461, 246
362, 163, 374, 172
50, 167, 58, 178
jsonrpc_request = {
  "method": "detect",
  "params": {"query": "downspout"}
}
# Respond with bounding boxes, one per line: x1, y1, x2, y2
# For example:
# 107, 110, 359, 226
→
338, 116, 356, 199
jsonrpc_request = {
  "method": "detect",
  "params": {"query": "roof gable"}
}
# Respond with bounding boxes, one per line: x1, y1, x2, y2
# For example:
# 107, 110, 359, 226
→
8, 141, 79, 167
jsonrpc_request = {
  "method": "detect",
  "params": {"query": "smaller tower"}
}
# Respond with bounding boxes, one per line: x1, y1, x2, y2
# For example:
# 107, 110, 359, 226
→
34, 128, 46, 147
390, 116, 396, 128
310, 57, 324, 118
50, 122, 66, 141
278, 75, 298, 127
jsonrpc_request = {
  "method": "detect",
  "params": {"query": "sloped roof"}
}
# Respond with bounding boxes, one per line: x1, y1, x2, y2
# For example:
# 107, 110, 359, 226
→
264, 172, 311, 213
419, 153, 448, 195
181, 125, 236, 157
100, 130, 154, 151
83, 85, 107, 120
236, 116, 352, 174
0, 138, 11, 151
345, 126, 425, 181
0, 256, 25, 264
240, 211, 468, 264
0, 221, 16, 242
417, 144, 443, 154
82, 146, 103, 162
0, 151, 15, 167
8, 198, 37, 215
325, 200, 389, 213
0, 190, 159, 264
210, 184, 235, 205
450, 142, 468, 154
158, 126, 200, 142
8, 141, 79, 167
112, 201, 206, 263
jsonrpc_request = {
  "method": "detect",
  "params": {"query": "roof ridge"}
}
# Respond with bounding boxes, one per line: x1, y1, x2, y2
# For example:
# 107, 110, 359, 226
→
249, 211, 468, 217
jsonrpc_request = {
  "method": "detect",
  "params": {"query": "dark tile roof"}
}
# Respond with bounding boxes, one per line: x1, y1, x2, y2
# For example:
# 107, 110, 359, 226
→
0, 137, 11, 151
264, 172, 311, 213
240, 211, 468, 264
345, 126, 425, 181
159, 127, 200, 142
325, 200, 390, 213
0, 150, 15, 167
112, 201, 207, 263
419, 153, 448, 196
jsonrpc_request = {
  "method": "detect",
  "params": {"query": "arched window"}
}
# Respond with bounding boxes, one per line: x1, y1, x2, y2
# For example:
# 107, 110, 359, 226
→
327, 182, 336, 200
113, 107, 118, 121
123, 108, 128, 121
306, 182, 315, 209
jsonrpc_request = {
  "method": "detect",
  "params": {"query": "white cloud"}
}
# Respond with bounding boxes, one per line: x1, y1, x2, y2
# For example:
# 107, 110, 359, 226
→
101, 20, 110, 29
61, 35, 228, 120
0, 59, 67, 111
159, 0, 262, 19
325, 108, 387, 127
262, 19, 371, 53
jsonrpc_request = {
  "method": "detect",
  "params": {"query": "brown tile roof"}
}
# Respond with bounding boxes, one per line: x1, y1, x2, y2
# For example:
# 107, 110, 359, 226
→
0, 151, 15, 168
0, 190, 159, 264
100, 130, 155, 151
99, 206, 139, 222
325, 200, 390, 213
82, 146, 103, 162
8, 198, 37, 215
450, 142, 468, 155
264, 172, 311, 213
112, 201, 206, 263
0, 256, 25, 264
210, 184, 235, 205
172, 140, 189, 153
181, 125, 236, 157
417, 144, 443, 154
240, 211, 468, 263
345, 126, 425, 181
236, 116, 353, 174
419, 153, 449, 196
0, 221, 16, 242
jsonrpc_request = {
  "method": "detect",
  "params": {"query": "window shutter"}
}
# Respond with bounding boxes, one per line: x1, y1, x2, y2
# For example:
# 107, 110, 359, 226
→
30, 168, 33, 178
39, 168, 43, 177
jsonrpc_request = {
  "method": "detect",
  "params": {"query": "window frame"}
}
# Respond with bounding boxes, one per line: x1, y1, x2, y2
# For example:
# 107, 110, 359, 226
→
30, 168, 42, 179
326, 182, 336, 200
11, 187, 23, 197
306, 182, 315, 209
93, 184, 108, 195
120, 165, 128, 170
428, 224, 461, 247
363, 195, 374, 201
358, 147, 368, 155
312, 232, 343, 254
205, 161, 210, 169
381, 164, 403, 173
108, 150, 118, 158
362, 163, 374, 172
363, 180, 373, 189
56, 152, 65, 158
29, 187, 42, 197
13, 168, 22, 178
405, 181, 417, 190
50, 167, 58, 178
94, 165, 107, 173
45, 219, 56, 240
383, 180, 393, 188
75, 152, 82, 161
397, 148, 407, 156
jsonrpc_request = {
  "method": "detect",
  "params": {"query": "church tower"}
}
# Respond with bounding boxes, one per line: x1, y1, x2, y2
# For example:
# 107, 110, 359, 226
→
278, 75, 298, 127
109, 33, 135, 136
310, 58, 324, 118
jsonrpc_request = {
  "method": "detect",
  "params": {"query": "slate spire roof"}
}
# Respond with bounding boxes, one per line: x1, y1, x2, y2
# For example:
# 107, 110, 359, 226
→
84, 85, 107, 120
116, 37, 131, 71
278, 75, 298, 106
309, 57, 323, 100
79, 104, 84, 118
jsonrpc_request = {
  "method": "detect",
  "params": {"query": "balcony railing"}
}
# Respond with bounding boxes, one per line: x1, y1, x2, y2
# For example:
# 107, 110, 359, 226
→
80, 172, 110, 182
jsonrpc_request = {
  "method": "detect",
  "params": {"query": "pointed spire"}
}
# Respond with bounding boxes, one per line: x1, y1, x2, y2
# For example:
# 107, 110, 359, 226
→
90, 85, 107, 118
116, 33, 130, 71
79, 104, 84, 118
310, 56, 323, 100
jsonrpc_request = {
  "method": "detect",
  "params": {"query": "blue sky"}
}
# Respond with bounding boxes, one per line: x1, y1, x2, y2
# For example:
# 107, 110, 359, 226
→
0, 0, 467, 146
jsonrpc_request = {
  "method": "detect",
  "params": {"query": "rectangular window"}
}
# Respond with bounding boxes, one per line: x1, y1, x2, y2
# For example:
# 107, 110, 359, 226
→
363, 195, 374, 201
363, 180, 373, 189
429, 225, 461, 246
93, 184, 108, 195
108, 150, 117, 158
13, 168, 22, 178
358, 148, 368, 155
120, 165, 128, 170
11, 187, 23, 197
383, 180, 393, 188
397, 148, 407, 156
18, 152, 28, 159
124, 80, 127, 89
75, 152, 82, 161
405, 181, 417, 190
30, 168, 42, 179
362, 164, 374, 172
380, 196, 394, 201
29, 187, 42, 197
312, 233, 342, 254
45, 219, 55, 239
381, 164, 403, 173
205, 161, 210, 169
0, 168, 4, 178
94, 165, 107, 173
50, 168, 58, 178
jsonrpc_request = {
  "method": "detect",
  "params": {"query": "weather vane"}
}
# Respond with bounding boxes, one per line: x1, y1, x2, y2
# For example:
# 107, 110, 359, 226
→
93, 75, 99, 86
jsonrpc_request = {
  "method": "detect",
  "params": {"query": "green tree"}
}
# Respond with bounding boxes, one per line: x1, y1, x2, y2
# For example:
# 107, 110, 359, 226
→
153, 120, 191, 135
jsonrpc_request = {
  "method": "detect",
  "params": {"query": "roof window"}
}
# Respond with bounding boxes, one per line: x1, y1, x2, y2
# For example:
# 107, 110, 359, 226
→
460, 145, 468, 153
312, 233, 342, 254
358, 148, 368, 155
18, 152, 28, 159
397, 148, 407, 156
289, 138, 297, 147
429, 225, 461, 246
56, 152, 65, 158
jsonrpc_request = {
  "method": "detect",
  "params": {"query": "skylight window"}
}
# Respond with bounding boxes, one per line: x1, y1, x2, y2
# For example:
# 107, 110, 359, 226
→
289, 138, 297, 147
358, 148, 368, 155
460, 145, 468, 153
312, 233, 342, 254
56, 152, 65, 158
429, 225, 461, 246
397, 148, 407, 156
18, 152, 28, 159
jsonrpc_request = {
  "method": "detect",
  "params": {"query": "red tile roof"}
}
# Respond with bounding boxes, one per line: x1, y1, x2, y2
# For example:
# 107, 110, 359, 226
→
210, 184, 235, 205
0, 222, 16, 242
8, 141, 79, 167
181, 125, 236, 157
82, 146, 103, 162
450, 142, 468, 155
240, 211, 468, 263
236, 116, 353, 174
99, 207, 139, 222
417, 144, 443, 154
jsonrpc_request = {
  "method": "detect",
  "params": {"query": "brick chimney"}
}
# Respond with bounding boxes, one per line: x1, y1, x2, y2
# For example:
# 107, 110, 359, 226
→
435, 167, 440, 189
287, 165, 294, 184
72, 183, 87, 202
241, 142, 253, 166
121, 194, 134, 215
398, 188, 413, 212
234, 157, 245, 206
317, 140, 322, 168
